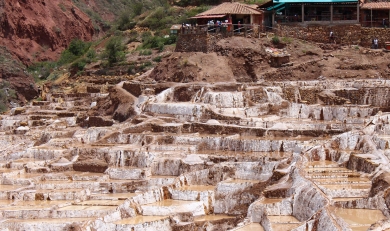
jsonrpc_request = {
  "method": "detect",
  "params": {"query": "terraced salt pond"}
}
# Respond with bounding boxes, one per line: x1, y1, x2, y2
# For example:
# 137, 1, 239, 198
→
0, 80, 389, 230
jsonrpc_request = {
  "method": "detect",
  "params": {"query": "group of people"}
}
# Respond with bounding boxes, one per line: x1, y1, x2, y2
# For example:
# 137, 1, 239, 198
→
207, 20, 232, 32
207, 20, 222, 27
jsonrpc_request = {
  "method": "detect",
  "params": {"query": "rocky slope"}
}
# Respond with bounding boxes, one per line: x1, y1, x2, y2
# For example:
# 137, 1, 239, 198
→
0, 0, 94, 64
0, 0, 95, 104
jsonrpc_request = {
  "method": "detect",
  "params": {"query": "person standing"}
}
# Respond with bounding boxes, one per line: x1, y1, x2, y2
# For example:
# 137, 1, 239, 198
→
329, 31, 335, 44
374, 38, 379, 49
238, 21, 241, 33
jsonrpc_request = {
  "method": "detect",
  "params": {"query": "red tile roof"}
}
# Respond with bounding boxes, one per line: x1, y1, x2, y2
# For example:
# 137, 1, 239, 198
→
361, 2, 390, 9
191, 14, 227, 19
195, 2, 262, 16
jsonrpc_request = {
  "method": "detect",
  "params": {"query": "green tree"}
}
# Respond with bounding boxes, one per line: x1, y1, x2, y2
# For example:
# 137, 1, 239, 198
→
105, 36, 125, 65
68, 39, 90, 56
132, 2, 143, 16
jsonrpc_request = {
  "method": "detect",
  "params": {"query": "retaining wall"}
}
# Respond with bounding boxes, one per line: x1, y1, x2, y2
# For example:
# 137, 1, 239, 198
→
276, 24, 390, 48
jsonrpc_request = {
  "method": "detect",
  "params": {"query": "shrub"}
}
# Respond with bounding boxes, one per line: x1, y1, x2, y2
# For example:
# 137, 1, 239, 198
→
117, 11, 136, 31
105, 36, 125, 65
164, 35, 177, 45
272, 36, 280, 45
28, 61, 57, 81
141, 34, 176, 51
86, 49, 97, 63
174, 0, 218, 7
0, 81, 17, 113
71, 58, 87, 71
282, 37, 292, 43
57, 39, 91, 65
140, 61, 152, 71
127, 64, 136, 74
153, 56, 162, 62
139, 7, 175, 30
139, 49, 152, 56
141, 31, 153, 42
0, 102, 6, 113
68, 39, 91, 56
181, 59, 188, 67
148, 36, 164, 49
58, 50, 77, 66
132, 3, 143, 17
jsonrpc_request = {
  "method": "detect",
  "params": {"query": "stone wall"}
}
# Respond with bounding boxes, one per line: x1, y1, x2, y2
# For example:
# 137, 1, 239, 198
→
276, 24, 390, 48
175, 33, 208, 53
361, 27, 390, 47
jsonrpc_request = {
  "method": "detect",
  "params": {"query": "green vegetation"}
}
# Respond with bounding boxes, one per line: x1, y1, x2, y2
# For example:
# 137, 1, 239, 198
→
28, 39, 94, 81
127, 60, 152, 74
140, 32, 176, 52
27, 1, 213, 82
117, 11, 137, 31
57, 39, 91, 65
71, 58, 87, 72
153, 56, 162, 62
181, 59, 189, 67
140, 61, 152, 71
243, 0, 268, 4
0, 47, 27, 80
139, 49, 152, 56
85, 49, 97, 63
5, 0, 232, 108
173, 0, 218, 7
272, 35, 280, 45
105, 36, 126, 65
28, 61, 57, 82
72, 0, 111, 33
0, 81, 17, 113
138, 7, 173, 31
59, 3, 67, 12
282, 37, 292, 44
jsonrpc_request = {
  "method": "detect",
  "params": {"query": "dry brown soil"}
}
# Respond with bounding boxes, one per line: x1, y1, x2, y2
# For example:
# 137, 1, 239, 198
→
148, 36, 390, 83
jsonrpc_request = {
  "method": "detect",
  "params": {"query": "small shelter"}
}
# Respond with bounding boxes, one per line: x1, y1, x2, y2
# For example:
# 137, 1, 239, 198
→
170, 24, 182, 34
360, 1, 390, 27
191, 2, 263, 26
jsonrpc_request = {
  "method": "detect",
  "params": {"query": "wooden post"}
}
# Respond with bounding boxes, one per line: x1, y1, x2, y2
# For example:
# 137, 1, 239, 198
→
331, 4, 333, 23
371, 8, 373, 27
272, 13, 275, 27
302, 3, 304, 22
357, 3, 359, 23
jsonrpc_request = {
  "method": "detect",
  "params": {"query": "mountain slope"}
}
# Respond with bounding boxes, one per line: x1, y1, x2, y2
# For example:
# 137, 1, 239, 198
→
0, 0, 94, 65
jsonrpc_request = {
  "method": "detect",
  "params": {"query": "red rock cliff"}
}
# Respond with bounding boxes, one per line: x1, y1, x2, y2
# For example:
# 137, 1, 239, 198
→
0, 0, 94, 65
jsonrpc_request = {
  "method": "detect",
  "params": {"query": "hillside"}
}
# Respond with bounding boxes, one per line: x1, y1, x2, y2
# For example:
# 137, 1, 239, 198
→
0, 0, 96, 105
0, 0, 208, 110
0, 0, 94, 65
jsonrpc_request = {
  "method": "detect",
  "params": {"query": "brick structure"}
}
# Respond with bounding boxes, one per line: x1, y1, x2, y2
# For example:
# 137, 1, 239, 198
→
175, 34, 209, 53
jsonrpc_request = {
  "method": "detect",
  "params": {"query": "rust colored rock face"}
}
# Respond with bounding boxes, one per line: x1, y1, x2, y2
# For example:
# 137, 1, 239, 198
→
0, 0, 94, 65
